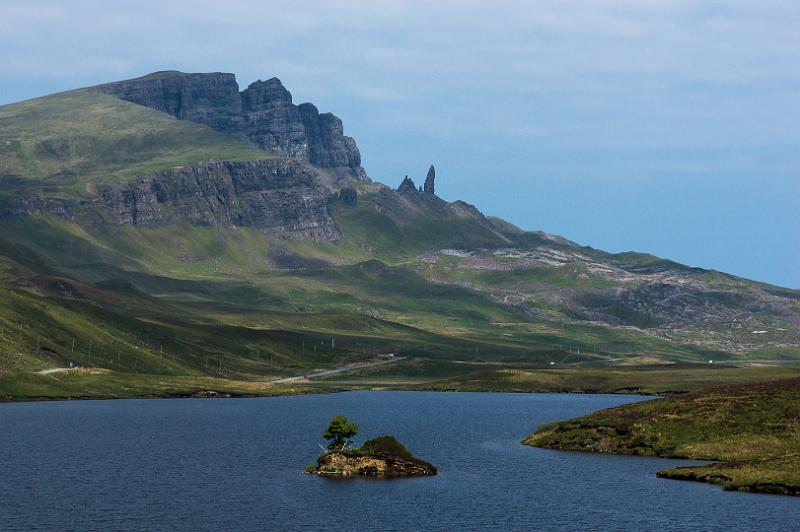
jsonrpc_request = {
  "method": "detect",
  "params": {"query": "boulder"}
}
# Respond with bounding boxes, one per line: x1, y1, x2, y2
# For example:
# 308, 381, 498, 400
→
339, 187, 358, 206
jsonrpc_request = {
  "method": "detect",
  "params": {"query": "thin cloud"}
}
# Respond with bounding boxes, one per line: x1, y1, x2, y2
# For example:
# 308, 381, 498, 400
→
1, 0, 798, 285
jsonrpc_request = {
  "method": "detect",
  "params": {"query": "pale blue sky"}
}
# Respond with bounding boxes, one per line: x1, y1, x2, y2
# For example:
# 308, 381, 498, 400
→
1, 1, 798, 287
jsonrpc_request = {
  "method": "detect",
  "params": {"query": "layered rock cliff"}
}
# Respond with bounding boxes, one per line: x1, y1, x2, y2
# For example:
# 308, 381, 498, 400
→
2, 159, 340, 241
95, 71, 367, 180
95, 71, 244, 132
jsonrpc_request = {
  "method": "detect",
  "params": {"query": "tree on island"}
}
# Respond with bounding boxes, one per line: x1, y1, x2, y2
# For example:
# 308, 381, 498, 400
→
323, 416, 359, 450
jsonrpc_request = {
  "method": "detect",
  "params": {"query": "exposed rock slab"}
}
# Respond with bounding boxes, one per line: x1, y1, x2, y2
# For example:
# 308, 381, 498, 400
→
2, 159, 340, 241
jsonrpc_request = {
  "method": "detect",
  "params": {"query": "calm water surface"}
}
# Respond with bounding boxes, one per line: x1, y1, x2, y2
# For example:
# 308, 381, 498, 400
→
1, 392, 798, 531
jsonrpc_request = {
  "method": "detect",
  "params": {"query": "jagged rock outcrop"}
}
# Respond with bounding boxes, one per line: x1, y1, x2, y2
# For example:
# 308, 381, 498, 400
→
397, 176, 417, 194
338, 187, 358, 206
424, 165, 435, 195
296, 102, 362, 171
239, 78, 306, 158
2, 160, 340, 241
398, 166, 437, 196
95, 71, 367, 180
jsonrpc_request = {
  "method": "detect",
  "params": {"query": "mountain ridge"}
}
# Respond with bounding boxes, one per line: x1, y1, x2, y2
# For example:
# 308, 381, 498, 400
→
0, 72, 798, 390
95, 70, 368, 181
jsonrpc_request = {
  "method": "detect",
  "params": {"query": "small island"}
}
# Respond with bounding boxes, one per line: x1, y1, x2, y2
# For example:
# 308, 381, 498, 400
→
306, 416, 437, 478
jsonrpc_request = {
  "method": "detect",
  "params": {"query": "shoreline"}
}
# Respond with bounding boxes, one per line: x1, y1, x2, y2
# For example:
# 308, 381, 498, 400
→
4, 363, 799, 404
0, 385, 660, 404
523, 377, 800, 496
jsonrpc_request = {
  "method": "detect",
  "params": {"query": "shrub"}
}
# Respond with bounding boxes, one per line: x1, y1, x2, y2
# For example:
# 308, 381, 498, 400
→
361, 435, 413, 459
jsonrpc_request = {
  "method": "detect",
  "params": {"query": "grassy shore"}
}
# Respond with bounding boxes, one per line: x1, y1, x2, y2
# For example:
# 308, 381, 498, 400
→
406, 364, 800, 394
5, 361, 800, 405
657, 455, 800, 496
0, 368, 330, 401
317, 358, 800, 394
524, 377, 800, 495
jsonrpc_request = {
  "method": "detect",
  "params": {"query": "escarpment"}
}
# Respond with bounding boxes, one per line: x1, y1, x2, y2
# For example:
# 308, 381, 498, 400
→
95, 71, 367, 180
2, 159, 340, 241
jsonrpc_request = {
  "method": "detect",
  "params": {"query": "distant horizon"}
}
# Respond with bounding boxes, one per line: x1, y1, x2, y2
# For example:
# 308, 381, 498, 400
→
2, 1, 797, 288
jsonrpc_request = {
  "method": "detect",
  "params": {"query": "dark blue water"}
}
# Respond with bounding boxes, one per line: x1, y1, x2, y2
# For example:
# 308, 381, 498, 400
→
1, 392, 797, 531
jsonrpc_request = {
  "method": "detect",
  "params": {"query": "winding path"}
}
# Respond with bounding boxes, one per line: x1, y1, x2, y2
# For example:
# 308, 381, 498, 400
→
265, 357, 408, 384
37, 368, 76, 375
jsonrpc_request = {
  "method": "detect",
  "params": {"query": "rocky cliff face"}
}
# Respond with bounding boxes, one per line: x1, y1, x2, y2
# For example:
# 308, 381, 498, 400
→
2, 159, 340, 241
95, 71, 367, 180
95, 71, 244, 132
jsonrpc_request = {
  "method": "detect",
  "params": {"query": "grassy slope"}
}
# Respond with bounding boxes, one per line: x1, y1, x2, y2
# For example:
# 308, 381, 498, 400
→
0, 191, 756, 401
523, 378, 800, 495
0, 89, 270, 199
0, 368, 328, 401
327, 193, 514, 260
0, 190, 726, 372
0, 87, 796, 401
0, 282, 355, 378
286, 196, 729, 362
0, 214, 727, 363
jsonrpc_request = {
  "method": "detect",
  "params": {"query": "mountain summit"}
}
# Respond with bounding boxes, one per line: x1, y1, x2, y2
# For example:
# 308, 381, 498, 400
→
96, 71, 367, 181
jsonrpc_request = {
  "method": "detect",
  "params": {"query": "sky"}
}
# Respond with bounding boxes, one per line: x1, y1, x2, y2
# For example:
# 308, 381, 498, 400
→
1, 0, 798, 287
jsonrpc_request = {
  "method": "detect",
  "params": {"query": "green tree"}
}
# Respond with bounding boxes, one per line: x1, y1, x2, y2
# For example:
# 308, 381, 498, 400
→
323, 416, 358, 450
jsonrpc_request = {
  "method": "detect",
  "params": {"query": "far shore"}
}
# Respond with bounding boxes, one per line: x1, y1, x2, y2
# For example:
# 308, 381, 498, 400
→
3, 363, 799, 404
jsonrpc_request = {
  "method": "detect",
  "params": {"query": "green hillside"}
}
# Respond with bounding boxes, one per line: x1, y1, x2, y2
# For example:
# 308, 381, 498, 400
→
0, 89, 270, 199
0, 83, 798, 400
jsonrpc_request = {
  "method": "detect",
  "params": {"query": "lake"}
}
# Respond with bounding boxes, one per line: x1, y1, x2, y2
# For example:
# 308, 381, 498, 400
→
1, 392, 798, 531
